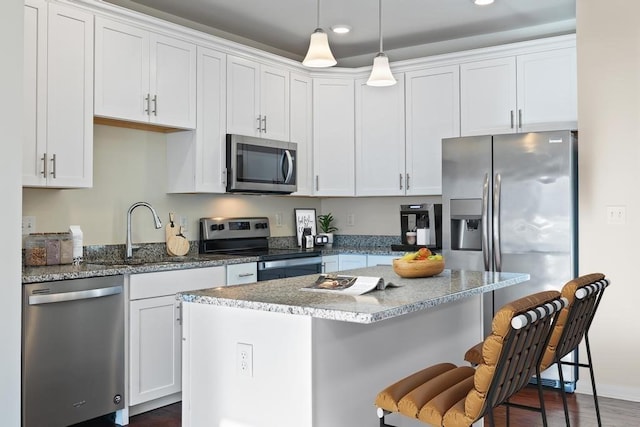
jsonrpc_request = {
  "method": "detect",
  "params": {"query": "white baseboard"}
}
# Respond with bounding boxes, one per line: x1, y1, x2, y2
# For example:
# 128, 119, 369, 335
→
128, 392, 182, 417
576, 381, 640, 403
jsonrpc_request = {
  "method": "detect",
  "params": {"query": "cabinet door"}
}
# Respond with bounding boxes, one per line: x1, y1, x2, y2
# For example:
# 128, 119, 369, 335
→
355, 75, 406, 196
46, 3, 93, 188
322, 255, 339, 273
149, 33, 196, 129
366, 255, 397, 267
460, 57, 517, 136
313, 78, 355, 196
405, 66, 460, 195
23, 0, 47, 186
260, 65, 289, 141
290, 72, 313, 196
166, 46, 227, 193
338, 254, 367, 271
227, 56, 260, 137
94, 17, 150, 123
516, 48, 577, 132
129, 295, 181, 405
227, 262, 258, 285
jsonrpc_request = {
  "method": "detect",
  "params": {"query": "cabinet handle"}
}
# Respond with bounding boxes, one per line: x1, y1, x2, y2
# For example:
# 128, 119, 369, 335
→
41, 153, 47, 177
262, 116, 267, 133
238, 273, 255, 278
399, 173, 403, 190
50, 154, 56, 179
315, 175, 319, 191
257, 115, 262, 132
510, 110, 514, 129
144, 94, 150, 115
406, 173, 410, 190
518, 109, 522, 129
151, 95, 157, 116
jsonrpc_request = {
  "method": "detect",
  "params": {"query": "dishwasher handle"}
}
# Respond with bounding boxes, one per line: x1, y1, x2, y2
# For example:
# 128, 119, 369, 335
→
29, 285, 123, 305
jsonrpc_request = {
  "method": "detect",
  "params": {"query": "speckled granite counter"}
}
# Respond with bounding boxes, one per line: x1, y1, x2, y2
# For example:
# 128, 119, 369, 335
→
179, 267, 529, 324
21, 254, 258, 284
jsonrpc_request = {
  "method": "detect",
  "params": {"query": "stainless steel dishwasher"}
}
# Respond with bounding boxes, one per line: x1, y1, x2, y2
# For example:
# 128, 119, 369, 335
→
22, 275, 125, 427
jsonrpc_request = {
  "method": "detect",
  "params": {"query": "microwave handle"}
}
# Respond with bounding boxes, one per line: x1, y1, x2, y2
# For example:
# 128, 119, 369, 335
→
282, 150, 294, 183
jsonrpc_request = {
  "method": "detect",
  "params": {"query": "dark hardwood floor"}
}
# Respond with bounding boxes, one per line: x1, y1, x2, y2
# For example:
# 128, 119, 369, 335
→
76, 385, 638, 426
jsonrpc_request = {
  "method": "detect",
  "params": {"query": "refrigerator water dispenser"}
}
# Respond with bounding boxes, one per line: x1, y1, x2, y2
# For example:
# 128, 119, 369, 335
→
450, 199, 482, 251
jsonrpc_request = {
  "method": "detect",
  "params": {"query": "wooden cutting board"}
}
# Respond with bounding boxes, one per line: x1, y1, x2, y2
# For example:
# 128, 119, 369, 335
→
165, 213, 189, 257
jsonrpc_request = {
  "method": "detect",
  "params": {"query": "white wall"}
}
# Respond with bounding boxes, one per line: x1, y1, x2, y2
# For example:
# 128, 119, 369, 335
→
576, 0, 640, 401
0, 0, 23, 423
23, 125, 321, 245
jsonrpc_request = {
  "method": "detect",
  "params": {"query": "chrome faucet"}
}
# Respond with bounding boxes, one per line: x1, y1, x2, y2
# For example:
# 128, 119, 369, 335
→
126, 201, 162, 258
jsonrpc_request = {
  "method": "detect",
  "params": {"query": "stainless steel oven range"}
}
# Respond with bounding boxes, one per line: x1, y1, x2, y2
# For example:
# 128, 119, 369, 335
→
199, 217, 322, 281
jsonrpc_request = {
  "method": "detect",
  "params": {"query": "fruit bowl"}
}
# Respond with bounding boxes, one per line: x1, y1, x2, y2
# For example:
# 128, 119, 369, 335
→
392, 257, 445, 278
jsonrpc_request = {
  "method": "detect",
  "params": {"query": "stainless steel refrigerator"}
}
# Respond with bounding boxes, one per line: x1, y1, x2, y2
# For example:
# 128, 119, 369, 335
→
442, 130, 578, 391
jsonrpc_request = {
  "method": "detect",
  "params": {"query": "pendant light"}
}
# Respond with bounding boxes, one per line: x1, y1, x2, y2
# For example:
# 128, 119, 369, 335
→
302, 0, 337, 68
366, 0, 396, 86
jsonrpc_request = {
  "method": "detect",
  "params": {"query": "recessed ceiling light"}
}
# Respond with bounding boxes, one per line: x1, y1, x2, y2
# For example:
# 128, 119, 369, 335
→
331, 25, 351, 34
474, 0, 494, 5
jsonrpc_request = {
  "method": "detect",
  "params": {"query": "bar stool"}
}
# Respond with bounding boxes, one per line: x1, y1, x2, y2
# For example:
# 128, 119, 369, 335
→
375, 290, 567, 427
464, 273, 610, 426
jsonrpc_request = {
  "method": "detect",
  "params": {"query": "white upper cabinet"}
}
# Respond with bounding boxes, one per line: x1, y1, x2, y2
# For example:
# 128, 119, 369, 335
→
405, 65, 460, 195
355, 75, 406, 196
227, 56, 289, 141
166, 46, 227, 193
460, 57, 517, 136
313, 78, 355, 196
290, 72, 313, 196
23, 0, 93, 188
95, 17, 196, 129
516, 48, 577, 132
460, 44, 577, 136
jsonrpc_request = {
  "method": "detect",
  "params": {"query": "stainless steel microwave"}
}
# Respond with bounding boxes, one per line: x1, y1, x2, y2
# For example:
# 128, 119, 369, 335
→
226, 134, 297, 194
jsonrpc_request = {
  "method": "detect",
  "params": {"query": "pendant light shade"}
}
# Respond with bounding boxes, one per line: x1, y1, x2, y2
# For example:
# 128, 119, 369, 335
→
367, 0, 396, 86
303, 28, 337, 67
367, 52, 396, 86
302, 0, 336, 68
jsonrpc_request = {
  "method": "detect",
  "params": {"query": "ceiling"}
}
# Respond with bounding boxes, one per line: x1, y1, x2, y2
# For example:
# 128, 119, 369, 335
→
104, 0, 576, 67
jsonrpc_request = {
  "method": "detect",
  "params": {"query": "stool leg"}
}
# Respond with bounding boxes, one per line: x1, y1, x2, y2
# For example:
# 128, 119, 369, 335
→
585, 334, 602, 427
536, 366, 549, 427
557, 360, 571, 427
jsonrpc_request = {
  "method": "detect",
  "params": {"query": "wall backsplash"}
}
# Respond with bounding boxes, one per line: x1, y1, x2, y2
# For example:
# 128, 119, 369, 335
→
22, 125, 440, 246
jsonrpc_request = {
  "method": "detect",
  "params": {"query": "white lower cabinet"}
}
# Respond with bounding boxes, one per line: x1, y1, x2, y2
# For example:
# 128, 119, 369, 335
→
321, 255, 339, 273
128, 266, 225, 409
366, 255, 396, 267
338, 254, 367, 271
226, 262, 258, 285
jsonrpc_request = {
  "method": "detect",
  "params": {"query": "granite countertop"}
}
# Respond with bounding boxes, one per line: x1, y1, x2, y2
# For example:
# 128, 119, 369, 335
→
21, 244, 409, 284
21, 253, 259, 284
179, 266, 530, 324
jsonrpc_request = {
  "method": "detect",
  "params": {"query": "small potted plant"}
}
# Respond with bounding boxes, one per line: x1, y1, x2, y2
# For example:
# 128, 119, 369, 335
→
317, 213, 338, 247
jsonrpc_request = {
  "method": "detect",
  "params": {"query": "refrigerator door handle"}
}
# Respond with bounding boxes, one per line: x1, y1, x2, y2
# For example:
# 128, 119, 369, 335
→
482, 173, 490, 271
493, 173, 502, 272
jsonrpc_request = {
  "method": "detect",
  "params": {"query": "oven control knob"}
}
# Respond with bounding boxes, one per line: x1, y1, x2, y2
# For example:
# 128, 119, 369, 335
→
210, 224, 218, 231
219, 224, 225, 230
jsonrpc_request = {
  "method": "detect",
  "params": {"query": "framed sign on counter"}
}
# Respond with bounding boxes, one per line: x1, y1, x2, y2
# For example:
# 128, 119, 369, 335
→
294, 208, 316, 247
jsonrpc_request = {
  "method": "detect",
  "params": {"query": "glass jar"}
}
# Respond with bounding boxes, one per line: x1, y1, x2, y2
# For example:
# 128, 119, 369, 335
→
45, 234, 61, 265
59, 232, 73, 264
25, 233, 47, 266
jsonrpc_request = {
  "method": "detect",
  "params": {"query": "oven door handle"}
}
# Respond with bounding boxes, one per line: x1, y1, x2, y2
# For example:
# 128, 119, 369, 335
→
259, 256, 322, 270
29, 285, 123, 305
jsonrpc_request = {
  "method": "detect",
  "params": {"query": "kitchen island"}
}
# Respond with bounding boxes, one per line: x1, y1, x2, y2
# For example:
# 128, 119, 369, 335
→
179, 267, 529, 427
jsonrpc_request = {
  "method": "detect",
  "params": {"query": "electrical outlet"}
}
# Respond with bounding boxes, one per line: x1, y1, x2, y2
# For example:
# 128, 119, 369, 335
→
606, 206, 626, 225
275, 212, 283, 227
347, 213, 355, 227
237, 343, 253, 378
178, 215, 188, 233
22, 216, 36, 235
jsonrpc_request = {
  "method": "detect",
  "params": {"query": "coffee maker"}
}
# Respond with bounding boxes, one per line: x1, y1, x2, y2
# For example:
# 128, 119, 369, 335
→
392, 203, 442, 251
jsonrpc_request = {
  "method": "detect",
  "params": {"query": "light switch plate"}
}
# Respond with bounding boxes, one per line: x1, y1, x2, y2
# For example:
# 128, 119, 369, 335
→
22, 216, 36, 235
